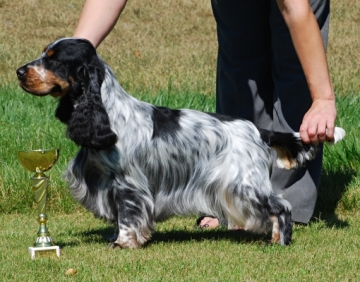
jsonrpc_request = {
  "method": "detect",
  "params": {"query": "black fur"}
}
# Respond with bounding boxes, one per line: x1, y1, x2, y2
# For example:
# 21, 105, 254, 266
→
151, 106, 182, 140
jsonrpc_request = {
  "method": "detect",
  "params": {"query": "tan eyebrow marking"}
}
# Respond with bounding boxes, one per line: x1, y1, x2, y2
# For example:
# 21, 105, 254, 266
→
47, 49, 55, 57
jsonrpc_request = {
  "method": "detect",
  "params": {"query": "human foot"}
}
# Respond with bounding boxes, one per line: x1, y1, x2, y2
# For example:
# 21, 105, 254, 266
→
196, 216, 243, 229
197, 216, 220, 228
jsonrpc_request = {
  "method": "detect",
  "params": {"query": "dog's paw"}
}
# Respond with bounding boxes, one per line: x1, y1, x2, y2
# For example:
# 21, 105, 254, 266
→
108, 242, 122, 249
108, 237, 141, 249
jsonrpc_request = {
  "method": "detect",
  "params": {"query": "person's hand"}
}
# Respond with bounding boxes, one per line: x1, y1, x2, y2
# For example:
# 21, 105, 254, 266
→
299, 98, 337, 144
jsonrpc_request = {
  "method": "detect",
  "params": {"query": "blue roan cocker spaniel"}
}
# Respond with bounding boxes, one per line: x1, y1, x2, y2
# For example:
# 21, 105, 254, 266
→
16, 38, 345, 248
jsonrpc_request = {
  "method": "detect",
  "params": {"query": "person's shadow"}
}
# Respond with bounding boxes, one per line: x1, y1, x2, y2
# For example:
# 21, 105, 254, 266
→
312, 168, 356, 228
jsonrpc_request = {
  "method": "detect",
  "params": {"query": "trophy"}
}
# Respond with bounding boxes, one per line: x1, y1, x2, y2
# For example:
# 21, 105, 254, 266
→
17, 149, 60, 259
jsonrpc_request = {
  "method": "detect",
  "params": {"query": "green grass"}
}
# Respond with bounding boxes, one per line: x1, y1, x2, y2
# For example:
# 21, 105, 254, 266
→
1, 213, 360, 281
316, 95, 360, 214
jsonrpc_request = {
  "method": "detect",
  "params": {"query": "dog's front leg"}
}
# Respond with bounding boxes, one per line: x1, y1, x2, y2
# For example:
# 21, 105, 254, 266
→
108, 183, 155, 249
110, 224, 148, 249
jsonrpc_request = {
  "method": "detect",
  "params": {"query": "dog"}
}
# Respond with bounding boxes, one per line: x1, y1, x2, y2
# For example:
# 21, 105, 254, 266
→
16, 38, 345, 247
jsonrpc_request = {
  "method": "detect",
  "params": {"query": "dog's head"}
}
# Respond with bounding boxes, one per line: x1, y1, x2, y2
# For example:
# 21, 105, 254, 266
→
16, 38, 117, 150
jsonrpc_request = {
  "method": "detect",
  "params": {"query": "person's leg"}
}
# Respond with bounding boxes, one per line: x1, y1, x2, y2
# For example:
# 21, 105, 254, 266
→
269, 0, 330, 223
200, 0, 331, 227
198, 0, 274, 228
211, 0, 273, 128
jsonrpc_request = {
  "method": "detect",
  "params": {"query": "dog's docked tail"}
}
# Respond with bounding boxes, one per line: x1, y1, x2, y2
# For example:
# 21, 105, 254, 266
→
259, 127, 346, 169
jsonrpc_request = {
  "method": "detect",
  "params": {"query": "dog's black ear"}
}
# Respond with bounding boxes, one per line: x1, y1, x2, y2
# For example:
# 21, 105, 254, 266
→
66, 64, 118, 150
55, 94, 74, 124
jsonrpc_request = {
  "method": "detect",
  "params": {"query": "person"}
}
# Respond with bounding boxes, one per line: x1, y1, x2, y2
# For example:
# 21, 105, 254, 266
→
73, 0, 337, 226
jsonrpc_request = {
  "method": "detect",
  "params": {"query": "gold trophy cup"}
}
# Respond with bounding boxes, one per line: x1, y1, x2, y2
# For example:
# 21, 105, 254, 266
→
18, 149, 60, 259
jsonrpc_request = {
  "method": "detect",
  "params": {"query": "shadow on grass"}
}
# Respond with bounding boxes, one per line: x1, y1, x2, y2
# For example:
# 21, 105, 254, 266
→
313, 168, 356, 228
57, 226, 271, 248
148, 228, 270, 246
56, 226, 114, 248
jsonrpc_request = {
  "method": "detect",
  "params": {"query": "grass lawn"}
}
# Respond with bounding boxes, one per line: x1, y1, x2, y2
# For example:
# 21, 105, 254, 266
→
0, 0, 359, 281
1, 212, 359, 281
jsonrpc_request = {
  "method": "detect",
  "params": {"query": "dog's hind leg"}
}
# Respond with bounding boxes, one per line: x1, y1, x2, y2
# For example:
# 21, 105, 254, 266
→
278, 207, 292, 245
268, 194, 292, 245
270, 215, 281, 243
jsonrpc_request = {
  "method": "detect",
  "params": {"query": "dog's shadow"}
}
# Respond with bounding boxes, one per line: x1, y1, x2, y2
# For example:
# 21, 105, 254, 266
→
57, 226, 270, 248
149, 228, 269, 246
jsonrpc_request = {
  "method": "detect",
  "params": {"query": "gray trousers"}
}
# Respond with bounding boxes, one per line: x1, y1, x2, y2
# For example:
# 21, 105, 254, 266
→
211, 0, 330, 223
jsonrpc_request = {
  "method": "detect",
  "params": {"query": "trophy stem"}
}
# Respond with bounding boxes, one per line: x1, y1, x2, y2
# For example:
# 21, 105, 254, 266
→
31, 173, 54, 247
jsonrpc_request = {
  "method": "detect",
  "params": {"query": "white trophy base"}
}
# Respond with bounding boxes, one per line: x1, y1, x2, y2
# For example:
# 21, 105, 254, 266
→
29, 246, 60, 259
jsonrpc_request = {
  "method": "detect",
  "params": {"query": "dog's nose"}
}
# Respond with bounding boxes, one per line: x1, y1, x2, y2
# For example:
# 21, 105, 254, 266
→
16, 67, 26, 79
